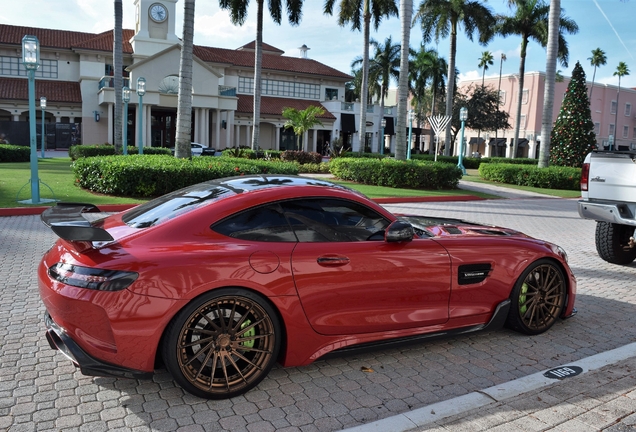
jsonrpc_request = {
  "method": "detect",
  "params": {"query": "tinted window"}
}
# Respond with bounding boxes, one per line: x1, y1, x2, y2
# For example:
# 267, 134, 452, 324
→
123, 184, 232, 228
282, 198, 389, 242
212, 204, 297, 242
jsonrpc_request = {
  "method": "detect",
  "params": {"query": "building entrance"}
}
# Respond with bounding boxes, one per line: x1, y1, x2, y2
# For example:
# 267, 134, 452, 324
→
151, 110, 177, 148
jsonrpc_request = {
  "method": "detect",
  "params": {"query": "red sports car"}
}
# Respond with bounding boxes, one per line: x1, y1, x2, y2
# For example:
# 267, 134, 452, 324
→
39, 175, 576, 399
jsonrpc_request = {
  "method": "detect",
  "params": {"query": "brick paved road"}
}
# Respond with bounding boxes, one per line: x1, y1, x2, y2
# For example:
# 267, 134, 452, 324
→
1, 197, 635, 431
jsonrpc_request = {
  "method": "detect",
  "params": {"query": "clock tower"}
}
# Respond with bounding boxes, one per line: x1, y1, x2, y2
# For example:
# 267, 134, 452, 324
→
130, 0, 180, 57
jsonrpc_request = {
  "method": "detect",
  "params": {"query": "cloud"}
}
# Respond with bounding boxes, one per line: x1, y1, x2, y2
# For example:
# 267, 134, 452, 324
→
195, 11, 256, 47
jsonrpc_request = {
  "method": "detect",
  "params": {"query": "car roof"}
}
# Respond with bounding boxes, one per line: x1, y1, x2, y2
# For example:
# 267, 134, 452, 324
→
215, 175, 351, 194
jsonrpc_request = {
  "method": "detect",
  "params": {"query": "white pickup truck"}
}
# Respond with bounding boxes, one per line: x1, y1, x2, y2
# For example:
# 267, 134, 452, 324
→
578, 150, 636, 264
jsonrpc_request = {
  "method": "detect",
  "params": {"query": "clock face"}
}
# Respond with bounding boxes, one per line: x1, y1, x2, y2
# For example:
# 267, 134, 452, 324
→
149, 3, 168, 22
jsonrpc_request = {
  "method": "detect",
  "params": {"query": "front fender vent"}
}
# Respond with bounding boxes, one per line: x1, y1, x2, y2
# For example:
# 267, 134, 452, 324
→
458, 263, 492, 285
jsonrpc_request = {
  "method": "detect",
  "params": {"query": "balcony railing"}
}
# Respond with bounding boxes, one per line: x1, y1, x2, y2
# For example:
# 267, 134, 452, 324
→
219, 85, 237, 97
341, 102, 354, 111
384, 107, 394, 115
98, 76, 130, 90
367, 105, 374, 113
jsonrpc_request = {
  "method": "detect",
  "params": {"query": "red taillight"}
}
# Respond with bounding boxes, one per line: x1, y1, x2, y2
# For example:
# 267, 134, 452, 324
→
48, 263, 138, 291
580, 163, 590, 192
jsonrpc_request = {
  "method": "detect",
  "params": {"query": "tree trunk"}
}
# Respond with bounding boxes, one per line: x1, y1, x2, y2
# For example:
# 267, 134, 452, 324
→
512, 38, 527, 159
589, 65, 597, 101
357, 0, 371, 153
443, 17, 457, 156
395, 0, 412, 160
539, 0, 559, 167
175, 0, 195, 158
251, 0, 264, 150
113, 0, 123, 153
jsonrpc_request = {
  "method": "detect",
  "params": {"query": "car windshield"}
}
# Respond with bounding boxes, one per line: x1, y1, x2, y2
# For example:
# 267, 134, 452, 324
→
123, 183, 233, 228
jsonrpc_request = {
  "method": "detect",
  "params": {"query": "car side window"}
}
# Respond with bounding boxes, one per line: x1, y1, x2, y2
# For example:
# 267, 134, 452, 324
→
212, 204, 298, 242
281, 198, 389, 242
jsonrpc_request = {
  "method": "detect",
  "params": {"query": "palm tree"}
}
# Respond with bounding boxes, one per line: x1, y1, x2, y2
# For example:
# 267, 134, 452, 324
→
175, 0, 195, 158
282, 106, 326, 151
415, 0, 495, 156
494, 52, 506, 151
538, 0, 560, 168
497, 0, 578, 158
369, 37, 400, 152
612, 61, 630, 150
478, 51, 494, 86
325, 0, 398, 154
588, 48, 607, 102
113, 0, 123, 153
220, 0, 304, 150
409, 46, 447, 149
395, 0, 413, 160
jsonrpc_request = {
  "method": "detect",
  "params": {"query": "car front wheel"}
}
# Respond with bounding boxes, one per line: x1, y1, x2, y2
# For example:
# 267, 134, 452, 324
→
506, 259, 566, 335
162, 288, 281, 399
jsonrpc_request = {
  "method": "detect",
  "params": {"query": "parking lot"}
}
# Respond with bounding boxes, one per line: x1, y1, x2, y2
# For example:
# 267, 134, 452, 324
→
2, 196, 636, 431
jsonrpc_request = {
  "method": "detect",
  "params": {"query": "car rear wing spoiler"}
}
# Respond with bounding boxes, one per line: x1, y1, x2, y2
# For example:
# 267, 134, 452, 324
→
41, 203, 114, 242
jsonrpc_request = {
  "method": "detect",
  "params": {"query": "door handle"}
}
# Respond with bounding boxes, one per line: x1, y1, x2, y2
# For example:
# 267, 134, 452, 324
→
317, 256, 350, 266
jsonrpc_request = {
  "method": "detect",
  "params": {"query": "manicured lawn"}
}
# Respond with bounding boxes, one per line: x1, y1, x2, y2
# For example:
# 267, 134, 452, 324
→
462, 169, 582, 199
0, 158, 144, 208
0, 158, 495, 208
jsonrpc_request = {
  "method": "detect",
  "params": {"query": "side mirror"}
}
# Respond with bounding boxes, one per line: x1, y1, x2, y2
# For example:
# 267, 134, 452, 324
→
385, 220, 414, 243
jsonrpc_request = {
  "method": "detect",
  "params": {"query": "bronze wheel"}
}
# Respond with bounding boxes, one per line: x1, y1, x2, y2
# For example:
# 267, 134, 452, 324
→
163, 289, 280, 399
506, 259, 566, 335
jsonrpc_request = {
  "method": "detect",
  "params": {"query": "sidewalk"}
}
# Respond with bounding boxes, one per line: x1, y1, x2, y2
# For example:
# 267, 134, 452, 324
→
345, 343, 636, 431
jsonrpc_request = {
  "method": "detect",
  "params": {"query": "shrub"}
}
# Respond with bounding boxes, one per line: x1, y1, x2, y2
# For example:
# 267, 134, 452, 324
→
329, 157, 461, 189
0, 144, 30, 162
69, 144, 171, 160
280, 150, 323, 164
72, 155, 299, 197
296, 162, 331, 174
479, 163, 580, 190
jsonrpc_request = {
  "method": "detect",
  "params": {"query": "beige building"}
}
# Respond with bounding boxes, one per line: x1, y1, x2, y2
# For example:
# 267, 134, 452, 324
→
0, 0, 400, 155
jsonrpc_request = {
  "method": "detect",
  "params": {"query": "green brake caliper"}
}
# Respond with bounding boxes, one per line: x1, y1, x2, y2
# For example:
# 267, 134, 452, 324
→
240, 320, 255, 349
519, 283, 528, 315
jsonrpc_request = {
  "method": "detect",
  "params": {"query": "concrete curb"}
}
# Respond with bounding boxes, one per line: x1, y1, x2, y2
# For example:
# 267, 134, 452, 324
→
343, 342, 636, 432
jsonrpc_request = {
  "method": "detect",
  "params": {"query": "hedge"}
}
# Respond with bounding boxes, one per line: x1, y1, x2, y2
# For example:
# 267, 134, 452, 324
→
0, 144, 30, 162
329, 157, 461, 189
69, 144, 172, 160
341, 152, 538, 169
479, 163, 581, 190
72, 155, 299, 197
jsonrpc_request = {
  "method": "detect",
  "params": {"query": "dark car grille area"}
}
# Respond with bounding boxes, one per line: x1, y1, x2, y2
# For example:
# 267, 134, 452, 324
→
458, 263, 492, 285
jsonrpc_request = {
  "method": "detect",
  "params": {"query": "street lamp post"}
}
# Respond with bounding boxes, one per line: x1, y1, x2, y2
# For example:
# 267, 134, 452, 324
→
40, 96, 46, 158
23, 35, 41, 203
122, 86, 130, 155
407, 110, 413, 160
380, 118, 386, 155
136, 77, 146, 155
458, 107, 468, 175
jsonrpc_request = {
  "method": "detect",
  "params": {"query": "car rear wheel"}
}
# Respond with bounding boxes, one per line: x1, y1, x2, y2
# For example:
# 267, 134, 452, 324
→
506, 259, 566, 335
162, 288, 281, 399
595, 222, 636, 265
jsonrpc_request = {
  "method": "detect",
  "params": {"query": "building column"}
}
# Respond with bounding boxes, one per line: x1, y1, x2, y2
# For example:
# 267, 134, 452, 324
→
235, 124, 240, 147
107, 103, 113, 144
215, 109, 221, 149
204, 109, 210, 147
226, 111, 233, 148
145, 104, 151, 148
247, 125, 252, 147
275, 126, 280, 150
312, 130, 317, 152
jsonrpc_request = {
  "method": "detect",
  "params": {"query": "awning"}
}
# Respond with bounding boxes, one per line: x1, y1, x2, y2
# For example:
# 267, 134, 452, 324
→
406, 127, 423, 136
383, 117, 394, 135
341, 113, 356, 133
469, 137, 484, 145
511, 138, 528, 148
489, 138, 507, 147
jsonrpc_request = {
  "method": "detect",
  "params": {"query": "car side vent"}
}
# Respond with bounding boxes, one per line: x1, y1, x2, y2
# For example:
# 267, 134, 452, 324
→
470, 229, 511, 236
445, 226, 463, 234
458, 263, 492, 285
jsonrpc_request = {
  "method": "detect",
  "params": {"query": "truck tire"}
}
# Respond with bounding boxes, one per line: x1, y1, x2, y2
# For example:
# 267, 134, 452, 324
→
595, 222, 636, 265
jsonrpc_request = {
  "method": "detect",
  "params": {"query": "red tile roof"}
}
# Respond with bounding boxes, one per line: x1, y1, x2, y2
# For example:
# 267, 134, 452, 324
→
194, 45, 351, 79
0, 24, 351, 80
237, 94, 336, 120
237, 41, 284, 54
0, 77, 82, 103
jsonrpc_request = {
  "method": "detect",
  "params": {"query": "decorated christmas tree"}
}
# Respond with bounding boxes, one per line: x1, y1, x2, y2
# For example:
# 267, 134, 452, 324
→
550, 61, 596, 167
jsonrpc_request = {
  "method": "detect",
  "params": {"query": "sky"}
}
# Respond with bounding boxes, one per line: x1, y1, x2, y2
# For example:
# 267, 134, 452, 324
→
2, 0, 635, 88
